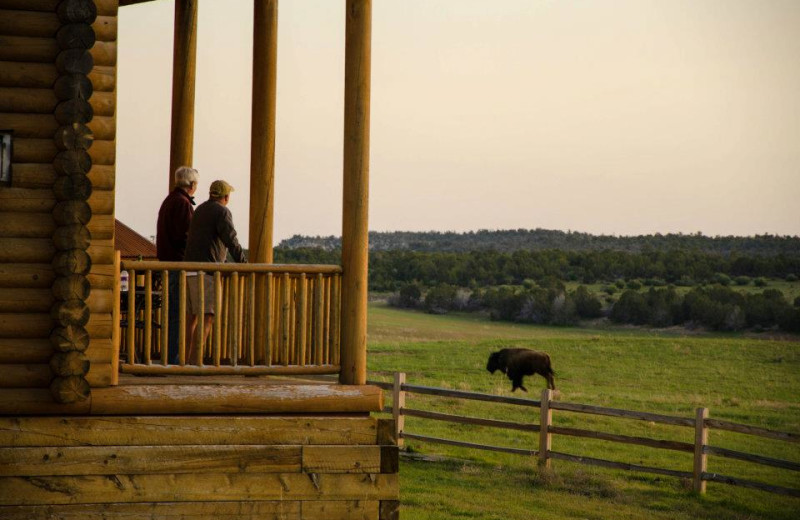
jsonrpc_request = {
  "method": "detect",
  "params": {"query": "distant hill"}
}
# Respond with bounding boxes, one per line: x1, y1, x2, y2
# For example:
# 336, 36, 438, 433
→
277, 229, 800, 256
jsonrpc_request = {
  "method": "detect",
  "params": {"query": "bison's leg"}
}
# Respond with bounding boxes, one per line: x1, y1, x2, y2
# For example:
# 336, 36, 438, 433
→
509, 374, 527, 392
546, 373, 556, 390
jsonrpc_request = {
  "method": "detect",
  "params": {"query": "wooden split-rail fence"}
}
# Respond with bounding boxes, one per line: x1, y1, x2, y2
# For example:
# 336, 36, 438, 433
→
371, 372, 800, 498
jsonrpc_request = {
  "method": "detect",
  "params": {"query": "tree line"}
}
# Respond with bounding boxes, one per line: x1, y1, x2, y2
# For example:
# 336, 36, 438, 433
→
275, 247, 800, 291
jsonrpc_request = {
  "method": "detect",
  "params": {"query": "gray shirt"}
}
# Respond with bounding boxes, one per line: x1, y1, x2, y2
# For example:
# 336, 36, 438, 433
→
184, 199, 247, 263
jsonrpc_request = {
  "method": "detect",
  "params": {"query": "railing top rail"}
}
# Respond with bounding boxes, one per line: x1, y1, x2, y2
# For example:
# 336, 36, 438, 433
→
120, 260, 343, 274
401, 383, 541, 407
550, 401, 695, 427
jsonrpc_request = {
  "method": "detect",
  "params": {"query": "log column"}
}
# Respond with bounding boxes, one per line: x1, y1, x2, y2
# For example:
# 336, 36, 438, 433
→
339, 0, 371, 385
249, 0, 278, 362
168, 0, 198, 191
49, 0, 97, 404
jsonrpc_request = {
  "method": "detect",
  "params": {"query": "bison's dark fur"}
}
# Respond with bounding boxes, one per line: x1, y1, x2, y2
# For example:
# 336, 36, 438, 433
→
486, 348, 555, 392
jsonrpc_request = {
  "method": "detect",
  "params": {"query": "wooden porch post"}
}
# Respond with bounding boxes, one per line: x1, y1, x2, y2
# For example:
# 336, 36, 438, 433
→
168, 0, 198, 191
339, 0, 372, 385
249, 0, 277, 263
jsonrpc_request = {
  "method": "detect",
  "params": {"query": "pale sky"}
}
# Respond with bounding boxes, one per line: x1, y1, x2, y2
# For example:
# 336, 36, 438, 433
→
116, 0, 800, 247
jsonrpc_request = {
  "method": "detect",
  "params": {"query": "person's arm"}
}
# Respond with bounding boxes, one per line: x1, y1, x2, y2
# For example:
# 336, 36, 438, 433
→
217, 207, 247, 263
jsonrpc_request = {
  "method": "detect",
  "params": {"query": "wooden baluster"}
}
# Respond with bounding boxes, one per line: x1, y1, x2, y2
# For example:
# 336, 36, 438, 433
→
195, 271, 204, 366
213, 271, 222, 367
126, 269, 136, 365
248, 272, 256, 366
296, 273, 307, 367
178, 270, 186, 365
161, 269, 169, 366
221, 274, 230, 361
324, 275, 331, 364
264, 272, 273, 366
280, 272, 289, 365
230, 272, 239, 367
331, 273, 341, 366
254, 273, 267, 365
111, 252, 121, 384
144, 270, 152, 365
539, 388, 552, 468
314, 273, 324, 365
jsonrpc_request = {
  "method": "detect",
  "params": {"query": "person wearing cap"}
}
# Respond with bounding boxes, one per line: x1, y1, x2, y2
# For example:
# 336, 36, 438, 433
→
156, 166, 198, 365
183, 180, 247, 363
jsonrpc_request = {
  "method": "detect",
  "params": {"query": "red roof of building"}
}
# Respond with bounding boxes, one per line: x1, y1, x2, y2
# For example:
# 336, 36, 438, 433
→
115, 219, 157, 260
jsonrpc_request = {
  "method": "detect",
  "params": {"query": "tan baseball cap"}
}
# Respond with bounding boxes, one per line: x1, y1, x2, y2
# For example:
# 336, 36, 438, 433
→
209, 180, 234, 198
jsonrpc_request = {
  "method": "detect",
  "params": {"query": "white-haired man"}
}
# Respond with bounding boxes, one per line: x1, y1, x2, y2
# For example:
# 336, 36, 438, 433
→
156, 165, 198, 364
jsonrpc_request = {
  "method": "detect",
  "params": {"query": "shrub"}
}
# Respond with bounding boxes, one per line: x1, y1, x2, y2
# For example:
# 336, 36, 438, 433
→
626, 279, 642, 290
397, 282, 422, 308
423, 284, 458, 314
786, 273, 799, 282
754, 277, 768, 287
734, 276, 750, 286
713, 273, 732, 286
573, 285, 603, 319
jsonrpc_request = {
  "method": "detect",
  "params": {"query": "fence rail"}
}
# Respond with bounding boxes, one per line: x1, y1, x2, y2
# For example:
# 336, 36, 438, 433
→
116, 259, 342, 376
377, 372, 800, 498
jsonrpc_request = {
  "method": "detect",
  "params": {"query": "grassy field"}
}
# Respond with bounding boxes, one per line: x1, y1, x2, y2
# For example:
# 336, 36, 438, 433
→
365, 302, 800, 519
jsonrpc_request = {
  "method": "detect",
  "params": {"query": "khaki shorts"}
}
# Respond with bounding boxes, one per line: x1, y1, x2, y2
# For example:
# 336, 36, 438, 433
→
187, 274, 215, 315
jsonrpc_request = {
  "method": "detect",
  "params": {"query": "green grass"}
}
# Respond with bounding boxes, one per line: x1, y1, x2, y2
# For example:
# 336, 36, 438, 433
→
366, 302, 800, 519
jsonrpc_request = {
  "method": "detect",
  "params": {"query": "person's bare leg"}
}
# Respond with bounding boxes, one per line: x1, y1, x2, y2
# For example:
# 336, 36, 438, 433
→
186, 314, 198, 364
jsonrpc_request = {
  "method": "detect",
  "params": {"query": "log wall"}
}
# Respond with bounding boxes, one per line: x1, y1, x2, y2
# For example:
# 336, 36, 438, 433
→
0, 415, 400, 520
0, 0, 117, 394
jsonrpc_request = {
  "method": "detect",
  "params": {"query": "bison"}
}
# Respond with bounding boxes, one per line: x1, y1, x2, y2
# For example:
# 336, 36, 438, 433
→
486, 348, 556, 392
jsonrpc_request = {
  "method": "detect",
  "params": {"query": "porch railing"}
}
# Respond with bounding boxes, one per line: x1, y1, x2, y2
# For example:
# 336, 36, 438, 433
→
116, 260, 342, 376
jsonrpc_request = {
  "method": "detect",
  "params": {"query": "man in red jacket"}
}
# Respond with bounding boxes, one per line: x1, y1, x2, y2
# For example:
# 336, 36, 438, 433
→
156, 166, 199, 364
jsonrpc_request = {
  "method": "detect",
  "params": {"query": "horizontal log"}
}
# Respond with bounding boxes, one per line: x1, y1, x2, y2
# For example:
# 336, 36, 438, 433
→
85, 338, 113, 363
87, 263, 115, 290
54, 122, 93, 151
0, 501, 303, 520
50, 324, 89, 353
56, 23, 95, 51
90, 90, 114, 117
0, 87, 56, 114
0, 112, 57, 138
0, 415, 381, 446
0, 364, 51, 388
121, 261, 344, 275
49, 351, 88, 377
53, 200, 91, 226
706, 418, 798, 443
0, 35, 58, 63
0, 263, 54, 289
0, 1, 59, 12
87, 289, 113, 313
0, 445, 301, 476
704, 445, 800, 472
549, 401, 695, 427
86, 115, 115, 140
0, 472, 398, 505
89, 139, 115, 165
88, 190, 114, 215
548, 425, 694, 453
0, 339, 52, 363
87, 65, 115, 92
401, 432, 536, 457
0, 189, 54, 213
96, 0, 119, 17
52, 224, 91, 250
302, 446, 381, 474
53, 249, 91, 277
0, 9, 59, 39
702, 472, 800, 498
8, 163, 55, 189
85, 311, 112, 338
401, 407, 539, 433
89, 40, 115, 67
53, 175, 92, 202
87, 214, 114, 240
88, 164, 114, 189
0, 61, 57, 89
0, 239, 54, 263
548, 451, 692, 479
0, 288, 53, 312
0, 212, 53, 238
90, 383, 383, 415
57, 0, 97, 25
52, 274, 90, 301
53, 97, 92, 125
92, 16, 117, 42
0, 388, 89, 415
49, 374, 90, 403
12, 138, 115, 167
50, 299, 90, 327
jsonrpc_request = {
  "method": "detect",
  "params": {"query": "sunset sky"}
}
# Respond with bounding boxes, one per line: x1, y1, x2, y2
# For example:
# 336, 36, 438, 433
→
115, 0, 800, 247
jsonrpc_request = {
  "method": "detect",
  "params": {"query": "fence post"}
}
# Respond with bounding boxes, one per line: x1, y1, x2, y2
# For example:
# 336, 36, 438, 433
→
693, 407, 709, 493
393, 372, 406, 447
539, 388, 552, 468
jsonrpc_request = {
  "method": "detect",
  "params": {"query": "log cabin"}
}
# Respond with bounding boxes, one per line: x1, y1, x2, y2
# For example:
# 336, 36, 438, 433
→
0, 1, 398, 518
